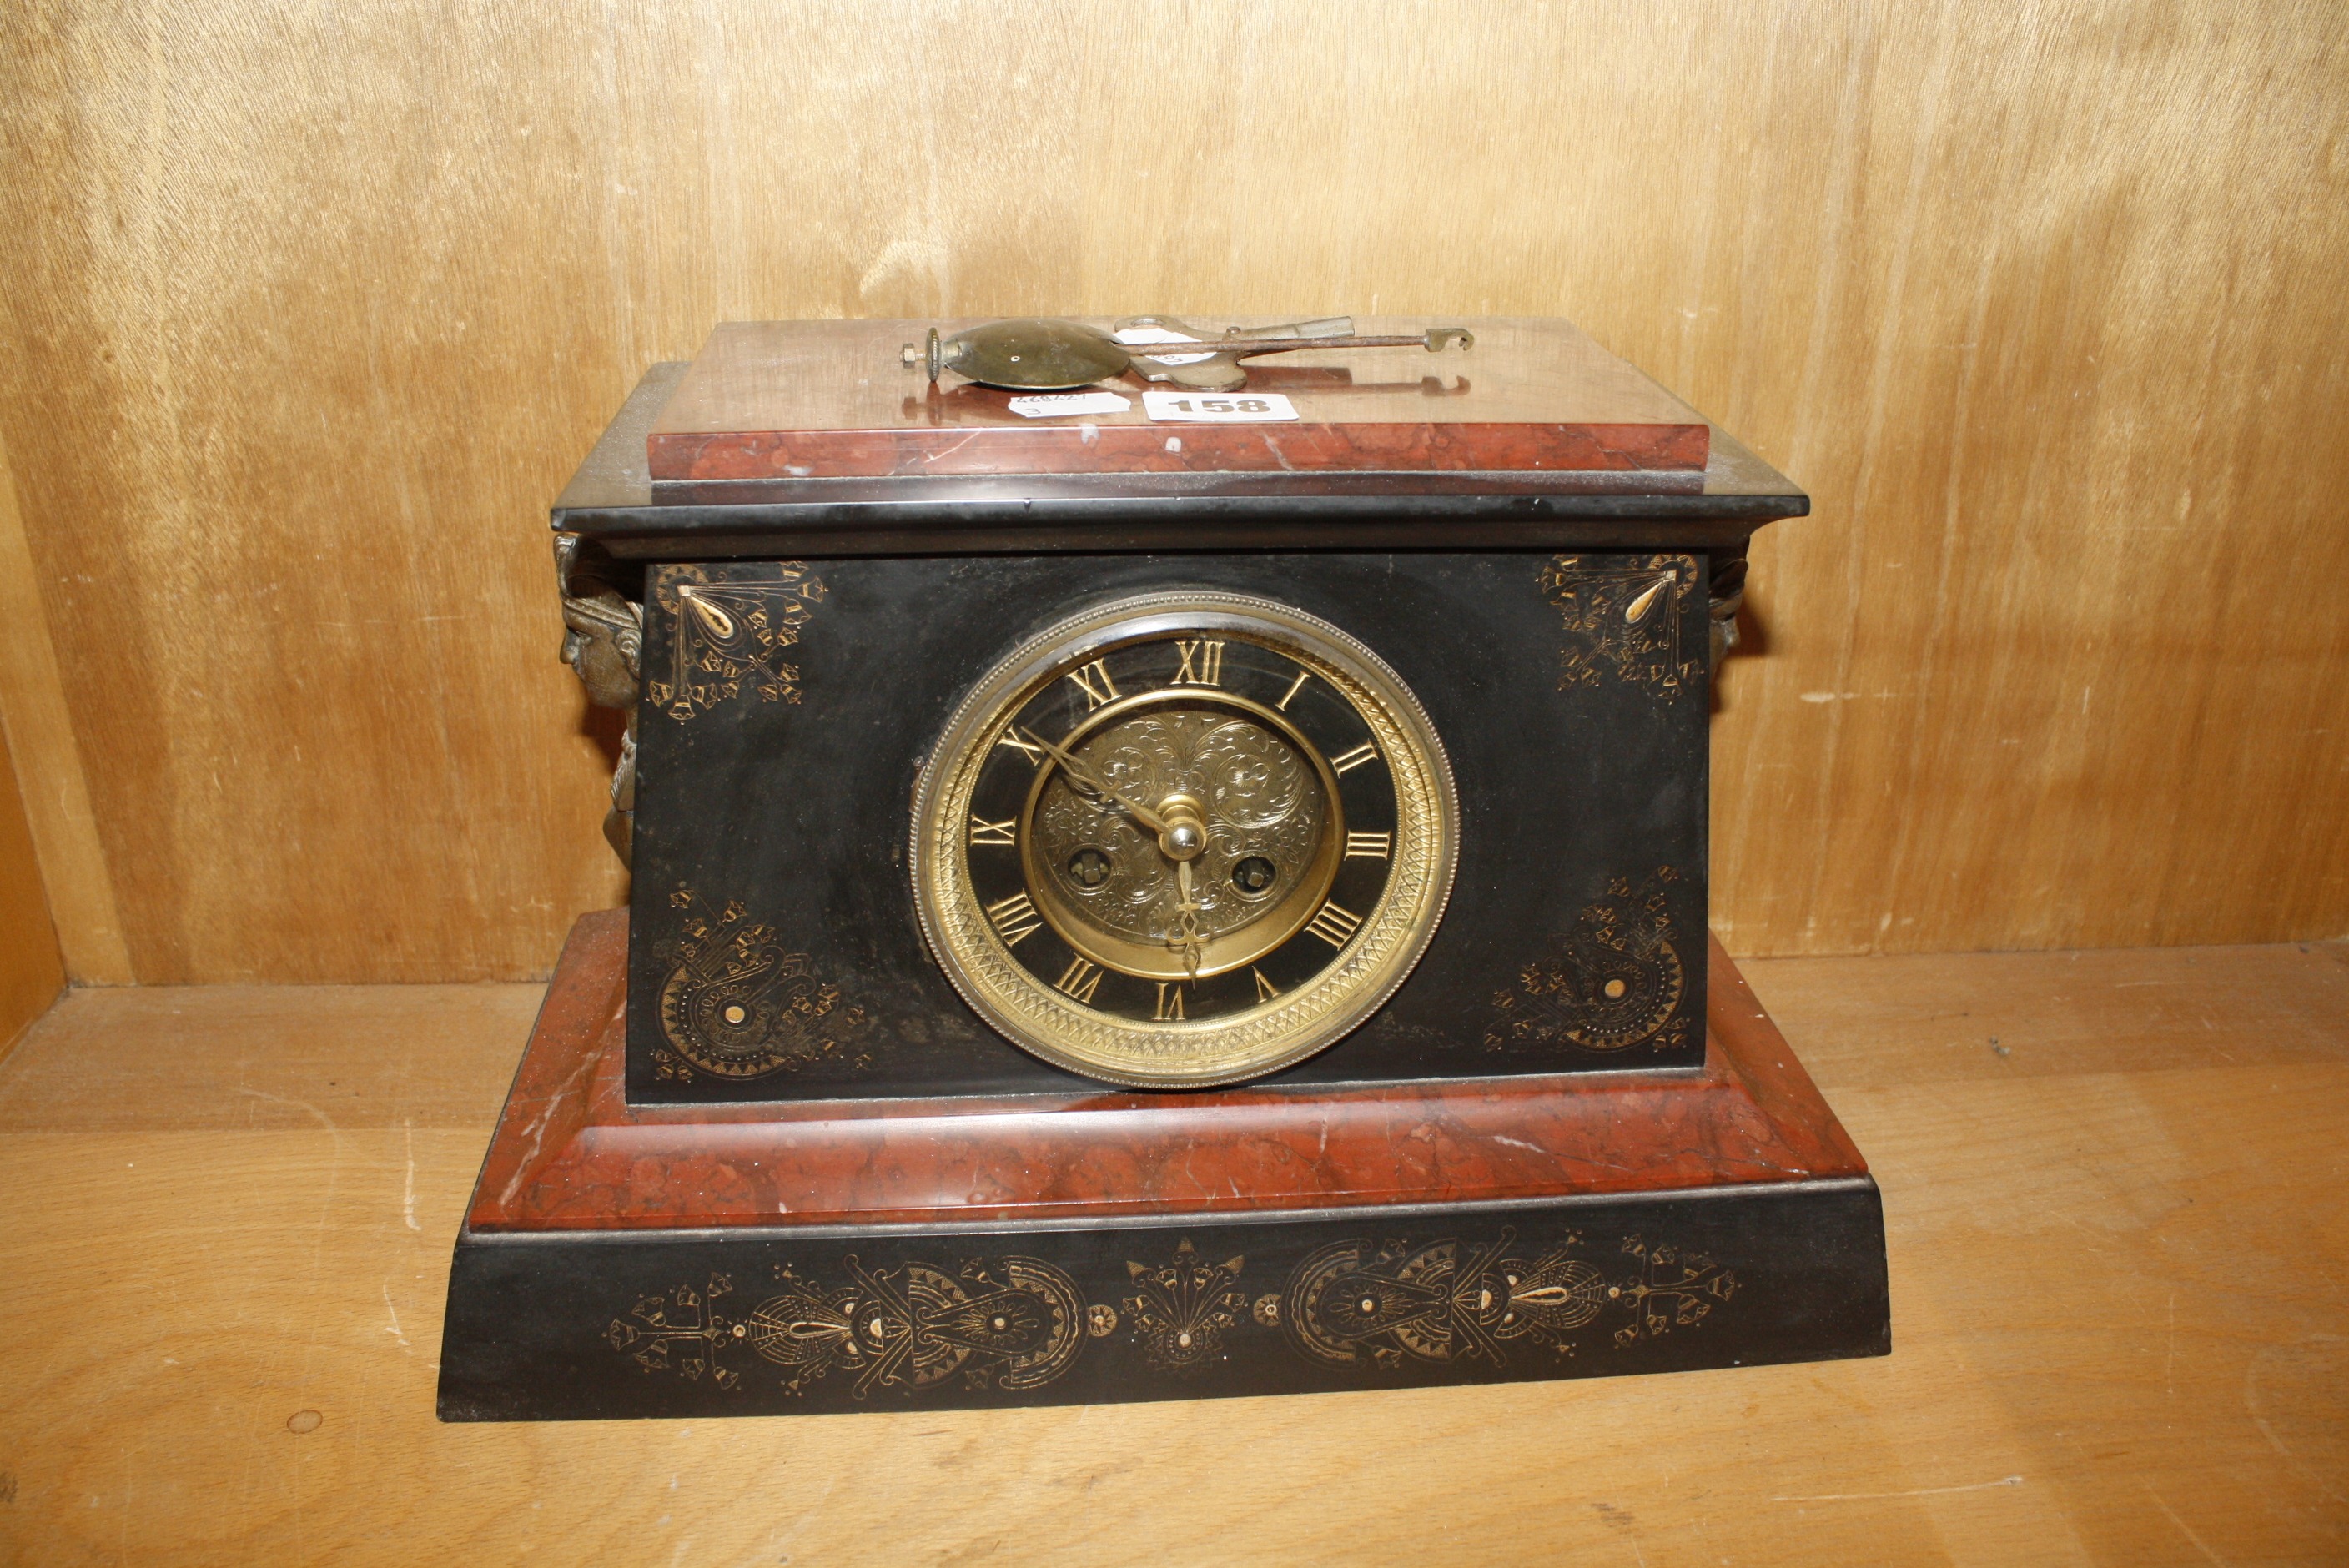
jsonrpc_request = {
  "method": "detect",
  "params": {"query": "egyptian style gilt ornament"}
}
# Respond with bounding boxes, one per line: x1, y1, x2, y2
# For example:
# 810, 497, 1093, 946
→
555, 535, 643, 864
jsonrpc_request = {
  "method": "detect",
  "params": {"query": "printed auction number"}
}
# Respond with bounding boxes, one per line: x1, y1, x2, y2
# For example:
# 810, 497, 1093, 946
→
1141, 390, 1300, 424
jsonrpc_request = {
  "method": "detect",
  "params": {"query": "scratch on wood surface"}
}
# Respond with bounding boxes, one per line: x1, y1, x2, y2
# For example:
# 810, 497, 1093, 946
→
234, 1083, 338, 1129
1772, 1475, 2022, 1502
2167, 1291, 2175, 1398
403, 1121, 419, 1231
381, 1284, 410, 1351
2145, 1485, 2230, 1566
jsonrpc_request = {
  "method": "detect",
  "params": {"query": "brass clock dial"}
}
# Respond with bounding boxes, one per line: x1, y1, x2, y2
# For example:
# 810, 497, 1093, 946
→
912, 591, 1457, 1088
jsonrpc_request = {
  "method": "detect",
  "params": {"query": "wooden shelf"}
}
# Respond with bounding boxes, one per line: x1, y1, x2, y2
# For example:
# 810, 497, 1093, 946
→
0, 940, 2341, 1561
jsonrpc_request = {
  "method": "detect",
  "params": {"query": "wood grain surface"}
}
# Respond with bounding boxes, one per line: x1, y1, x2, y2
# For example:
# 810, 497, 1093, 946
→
0, 716, 62, 1058
0, 423, 127, 986
0, 942, 2340, 1563
1, 3, 2345, 983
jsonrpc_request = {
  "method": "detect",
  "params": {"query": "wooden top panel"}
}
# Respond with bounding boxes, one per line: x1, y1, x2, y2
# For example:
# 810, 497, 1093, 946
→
645, 319, 1711, 485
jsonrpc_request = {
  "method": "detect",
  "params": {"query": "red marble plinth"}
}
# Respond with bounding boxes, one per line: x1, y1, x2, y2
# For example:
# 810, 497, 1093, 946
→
643, 319, 1713, 484
467, 912, 1866, 1234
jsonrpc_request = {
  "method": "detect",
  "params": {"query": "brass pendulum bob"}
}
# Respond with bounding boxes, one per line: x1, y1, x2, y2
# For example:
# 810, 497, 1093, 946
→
902, 315, 1473, 393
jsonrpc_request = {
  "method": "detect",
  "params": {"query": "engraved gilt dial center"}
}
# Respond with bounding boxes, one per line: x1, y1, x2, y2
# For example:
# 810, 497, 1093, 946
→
1026, 701, 1339, 978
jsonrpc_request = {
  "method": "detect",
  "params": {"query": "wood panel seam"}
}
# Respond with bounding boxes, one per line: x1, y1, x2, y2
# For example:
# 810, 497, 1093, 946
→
0, 410, 133, 984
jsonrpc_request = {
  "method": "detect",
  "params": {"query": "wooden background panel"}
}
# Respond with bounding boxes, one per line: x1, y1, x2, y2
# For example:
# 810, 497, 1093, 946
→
0, 716, 63, 1054
0, 421, 70, 1044
0, 1, 2343, 983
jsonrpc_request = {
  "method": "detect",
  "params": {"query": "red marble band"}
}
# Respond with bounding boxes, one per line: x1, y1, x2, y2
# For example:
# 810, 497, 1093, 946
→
466, 913, 1864, 1234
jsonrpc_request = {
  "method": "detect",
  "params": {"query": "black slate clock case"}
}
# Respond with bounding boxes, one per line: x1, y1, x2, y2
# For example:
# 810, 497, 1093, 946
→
432, 354, 1892, 1425
627, 550, 1715, 1104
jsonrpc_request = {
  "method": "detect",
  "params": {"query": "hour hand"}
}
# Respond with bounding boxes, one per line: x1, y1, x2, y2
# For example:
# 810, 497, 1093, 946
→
1017, 727, 1169, 835
1169, 857, 1204, 977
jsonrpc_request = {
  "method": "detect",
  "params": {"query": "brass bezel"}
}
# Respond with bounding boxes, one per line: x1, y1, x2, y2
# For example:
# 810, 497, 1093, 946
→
911, 591, 1457, 1088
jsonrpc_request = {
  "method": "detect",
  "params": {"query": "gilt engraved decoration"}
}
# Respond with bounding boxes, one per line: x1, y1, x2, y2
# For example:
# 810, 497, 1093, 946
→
601, 1226, 1741, 1399
1539, 553, 1703, 696
655, 889, 868, 1081
1604, 1237, 1741, 1349
1120, 1238, 1252, 1373
1280, 1229, 1736, 1371
1032, 709, 1327, 952
647, 563, 827, 720
607, 1258, 1089, 1400
1484, 869, 1688, 1053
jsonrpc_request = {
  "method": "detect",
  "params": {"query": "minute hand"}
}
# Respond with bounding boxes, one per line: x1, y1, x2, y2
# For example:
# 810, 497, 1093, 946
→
1018, 727, 1170, 836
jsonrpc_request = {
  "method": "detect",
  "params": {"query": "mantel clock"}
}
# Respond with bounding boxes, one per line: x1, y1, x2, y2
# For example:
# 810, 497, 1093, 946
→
438, 318, 1889, 1420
